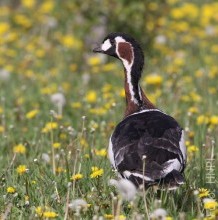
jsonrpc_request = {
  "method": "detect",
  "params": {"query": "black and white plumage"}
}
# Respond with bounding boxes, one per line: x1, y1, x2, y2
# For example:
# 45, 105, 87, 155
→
93, 33, 186, 189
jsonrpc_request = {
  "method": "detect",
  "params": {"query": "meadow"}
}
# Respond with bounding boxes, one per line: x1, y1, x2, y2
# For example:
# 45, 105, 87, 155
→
0, 0, 218, 219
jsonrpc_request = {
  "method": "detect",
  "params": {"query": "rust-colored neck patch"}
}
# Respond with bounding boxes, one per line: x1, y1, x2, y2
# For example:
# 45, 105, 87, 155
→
117, 42, 133, 64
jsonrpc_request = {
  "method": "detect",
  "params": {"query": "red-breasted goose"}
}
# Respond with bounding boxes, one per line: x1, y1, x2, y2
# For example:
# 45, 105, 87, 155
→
93, 32, 186, 189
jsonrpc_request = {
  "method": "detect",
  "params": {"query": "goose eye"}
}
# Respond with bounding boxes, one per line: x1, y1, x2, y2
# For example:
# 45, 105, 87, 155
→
110, 39, 115, 45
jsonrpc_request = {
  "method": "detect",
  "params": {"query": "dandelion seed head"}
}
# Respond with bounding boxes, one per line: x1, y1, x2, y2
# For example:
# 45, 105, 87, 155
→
150, 208, 167, 218
50, 92, 66, 106
42, 153, 50, 163
109, 179, 137, 201
68, 198, 87, 211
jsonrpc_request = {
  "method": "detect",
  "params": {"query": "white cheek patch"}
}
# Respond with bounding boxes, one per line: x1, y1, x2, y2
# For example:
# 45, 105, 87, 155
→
101, 39, 112, 51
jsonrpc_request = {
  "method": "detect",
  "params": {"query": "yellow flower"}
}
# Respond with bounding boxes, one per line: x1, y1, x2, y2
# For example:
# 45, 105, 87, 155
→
26, 109, 39, 119
21, 0, 35, 8
39, 0, 54, 13
102, 63, 117, 72
0, 126, 5, 133
88, 56, 102, 66
71, 102, 82, 109
60, 133, 67, 140
7, 187, 16, 194
89, 107, 107, 115
197, 115, 209, 125
56, 167, 65, 173
13, 144, 26, 154
166, 217, 173, 220
71, 173, 83, 181
104, 214, 113, 219
95, 149, 107, 157
16, 165, 27, 175
35, 206, 43, 216
85, 91, 97, 103
198, 188, 210, 198
53, 142, 61, 149
90, 166, 104, 178
80, 138, 88, 148
118, 215, 126, 220
0, 22, 10, 36
43, 211, 58, 218
60, 35, 82, 49
188, 145, 199, 153
188, 106, 199, 114
144, 74, 163, 86
14, 14, 32, 28
210, 116, 218, 125
204, 199, 218, 210
42, 122, 58, 133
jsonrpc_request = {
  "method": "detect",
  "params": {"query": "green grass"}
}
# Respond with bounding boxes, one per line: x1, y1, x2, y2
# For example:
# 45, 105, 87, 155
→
0, 0, 218, 219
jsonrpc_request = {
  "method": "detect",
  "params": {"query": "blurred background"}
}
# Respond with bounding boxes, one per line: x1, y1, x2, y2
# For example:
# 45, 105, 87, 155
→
0, 0, 218, 218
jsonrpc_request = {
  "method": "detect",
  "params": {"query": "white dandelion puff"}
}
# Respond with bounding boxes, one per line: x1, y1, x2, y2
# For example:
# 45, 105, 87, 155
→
68, 198, 87, 211
109, 179, 137, 201
50, 93, 66, 116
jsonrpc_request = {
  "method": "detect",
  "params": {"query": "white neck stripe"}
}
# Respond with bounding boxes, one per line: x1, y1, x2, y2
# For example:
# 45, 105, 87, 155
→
115, 37, 139, 105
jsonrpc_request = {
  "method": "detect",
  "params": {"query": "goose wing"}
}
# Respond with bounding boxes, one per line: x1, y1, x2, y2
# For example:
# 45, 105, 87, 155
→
110, 110, 186, 186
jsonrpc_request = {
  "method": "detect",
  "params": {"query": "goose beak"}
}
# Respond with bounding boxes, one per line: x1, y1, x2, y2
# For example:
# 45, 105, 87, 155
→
93, 45, 103, 53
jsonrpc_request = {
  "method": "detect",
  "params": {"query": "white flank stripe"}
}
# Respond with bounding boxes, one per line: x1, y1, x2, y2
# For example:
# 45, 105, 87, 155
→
179, 130, 186, 162
163, 159, 181, 175
101, 39, 112, 51
115, 36, 138, 105
108, 136, 116, 169
123, 170, 153, 181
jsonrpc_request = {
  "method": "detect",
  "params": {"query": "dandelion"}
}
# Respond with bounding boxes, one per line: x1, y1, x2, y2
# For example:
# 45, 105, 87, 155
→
0, 68, 10, 81
71, 102, 82, 109
0, 126, 5, 133
53, 142, 61, 149
71, 173, 83, 181
109, 179, 137, 201
198, 188, 210, 198
203, 198, 218, 209
16, 165, 27, 175
210, 115, 218, 125
0, 22, 10, 36
50, 93, 66, 116
104, 214, 114, 219
21, 0, 35, 8
26, 109, 39, 119
35, 206, 43, 217
188, 106, 198, 114
50, 93, 66, 107
41, 122, 58, 133
197, 115, 209, 125
39, 0, 54, 14
150, 208, 167, 219
88, 56, 102, 66
13, 144, 26, 154
56, 167, 65, 173
187, 145, 199, 153
7, 186, 16, 194
42, 153, 51, 163
95, 148, 107, 157
144, 74, 163, 86
85, 90, 97, 103
43, 211, 58, 218
90, 166, 104, 178
68, 198, 87, 211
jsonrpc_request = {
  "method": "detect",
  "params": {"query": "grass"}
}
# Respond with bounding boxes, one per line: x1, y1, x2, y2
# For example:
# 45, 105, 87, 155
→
0, 0, 218, 219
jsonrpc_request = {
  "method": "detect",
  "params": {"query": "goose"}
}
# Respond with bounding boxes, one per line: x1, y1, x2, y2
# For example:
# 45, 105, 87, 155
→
93, 32, 186, 189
